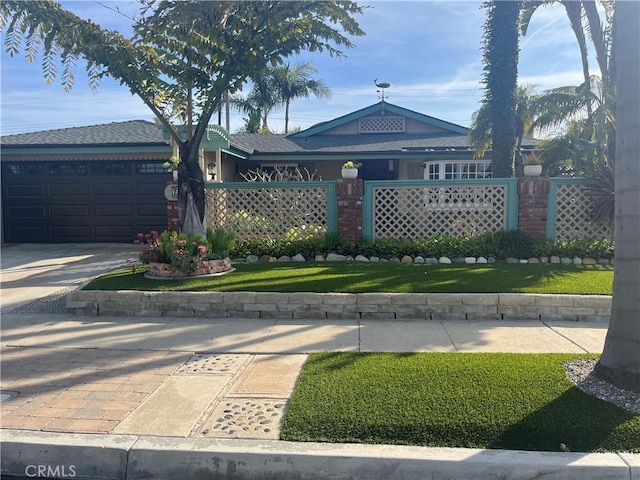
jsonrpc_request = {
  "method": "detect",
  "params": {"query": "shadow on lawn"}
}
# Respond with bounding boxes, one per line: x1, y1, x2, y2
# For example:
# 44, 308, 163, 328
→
491, 387, 639, 452
86, 262, 613, 295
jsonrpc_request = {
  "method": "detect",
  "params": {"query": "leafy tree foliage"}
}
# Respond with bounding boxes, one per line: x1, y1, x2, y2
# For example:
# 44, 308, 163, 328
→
0, 0, 365, 233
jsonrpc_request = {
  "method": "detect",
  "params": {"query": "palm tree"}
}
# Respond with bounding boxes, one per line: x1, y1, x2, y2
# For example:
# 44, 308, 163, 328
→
521, 0, 615, 171
469, 84, 539, 175
231, 69, 281, 132
532, 76, 615, 173
272, 61, 332, 134
479, 0, 522, 178
595, 0, 640, 392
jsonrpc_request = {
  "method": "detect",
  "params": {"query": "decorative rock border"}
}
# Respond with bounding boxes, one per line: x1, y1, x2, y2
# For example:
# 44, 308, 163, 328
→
241, 254, 613, 265
67, 291, 611, 322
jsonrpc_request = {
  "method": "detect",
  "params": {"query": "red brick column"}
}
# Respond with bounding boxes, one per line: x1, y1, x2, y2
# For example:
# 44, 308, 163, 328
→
336, 178, 363, 244
518, 176, 549, 239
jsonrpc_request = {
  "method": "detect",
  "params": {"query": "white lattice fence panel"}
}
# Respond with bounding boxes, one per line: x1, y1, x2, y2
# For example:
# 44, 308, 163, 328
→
555, 183, 612, 240
359, 116, 405, 133
373, 185, 507, 239
206, 186, 328, 240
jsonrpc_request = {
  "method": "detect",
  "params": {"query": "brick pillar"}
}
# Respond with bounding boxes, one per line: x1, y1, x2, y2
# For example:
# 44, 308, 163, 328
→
518, 176, 549, 239
166, 181, 180, 233
336, 178, 363, 244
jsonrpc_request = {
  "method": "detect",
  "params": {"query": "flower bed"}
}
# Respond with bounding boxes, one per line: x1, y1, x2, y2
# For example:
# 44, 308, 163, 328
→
136, 228, 236, 278
148, 258, 232, 278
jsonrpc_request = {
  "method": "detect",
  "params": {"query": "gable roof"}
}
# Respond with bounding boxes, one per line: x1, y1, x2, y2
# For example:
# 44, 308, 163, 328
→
229, 132, 476, 155
1, 120, 166, 147
290, 101, 469, 137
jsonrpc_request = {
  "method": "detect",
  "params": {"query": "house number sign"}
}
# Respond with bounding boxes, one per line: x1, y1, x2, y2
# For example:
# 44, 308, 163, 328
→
164, 183, 178, 202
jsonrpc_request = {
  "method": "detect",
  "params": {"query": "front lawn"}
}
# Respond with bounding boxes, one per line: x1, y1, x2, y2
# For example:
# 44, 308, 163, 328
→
281, 353, 639, 453
86, 262, 613, 295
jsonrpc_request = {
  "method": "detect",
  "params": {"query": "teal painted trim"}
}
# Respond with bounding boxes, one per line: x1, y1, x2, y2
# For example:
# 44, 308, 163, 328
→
362, 182, 375, 241
325, 182, 338, 236
245, 151, 478, 162
547, 180, 559, 240
505, 178, 519, 231
163, 124, 230, 149
291, 101, 468, 138
291, 103, 386, 137
2, 145, 171, 155
546, 177, 586, 240
364, 178, 515, 188
222, 146, 251, 160
205, 181, 330, 189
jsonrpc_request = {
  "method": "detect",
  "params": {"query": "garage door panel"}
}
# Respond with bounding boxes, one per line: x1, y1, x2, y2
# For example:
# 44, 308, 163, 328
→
6, 185, 45, 197
137, 182, 170, 194
49, 184, 90, 196
6, 205, 47, 218
94, 205, 134, 216
137, 204, 166, 216
50, 226, 92, 240
93, 183, 133, 195
50, 205, 91, 217
6, 226, 48, 241
94, 225, 135, 239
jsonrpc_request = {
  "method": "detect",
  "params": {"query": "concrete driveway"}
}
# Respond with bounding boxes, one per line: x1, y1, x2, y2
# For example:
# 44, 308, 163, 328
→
0, 243, 138, 314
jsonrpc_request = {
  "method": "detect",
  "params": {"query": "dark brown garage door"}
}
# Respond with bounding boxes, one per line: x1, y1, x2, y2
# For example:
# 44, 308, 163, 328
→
2, 161, 170, 243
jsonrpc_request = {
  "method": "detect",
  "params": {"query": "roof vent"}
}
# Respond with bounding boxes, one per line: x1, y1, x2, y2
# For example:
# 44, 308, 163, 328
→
359, 116, 405, 134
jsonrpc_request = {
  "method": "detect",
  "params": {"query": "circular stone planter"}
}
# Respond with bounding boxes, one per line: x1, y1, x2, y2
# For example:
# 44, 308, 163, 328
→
146, 258, 233, 279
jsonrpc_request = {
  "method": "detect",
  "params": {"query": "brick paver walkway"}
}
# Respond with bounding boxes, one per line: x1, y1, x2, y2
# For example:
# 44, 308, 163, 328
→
1, 346, 190, 434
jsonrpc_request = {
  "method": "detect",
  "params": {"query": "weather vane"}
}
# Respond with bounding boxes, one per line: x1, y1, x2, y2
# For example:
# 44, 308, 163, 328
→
374, 79, 390, 102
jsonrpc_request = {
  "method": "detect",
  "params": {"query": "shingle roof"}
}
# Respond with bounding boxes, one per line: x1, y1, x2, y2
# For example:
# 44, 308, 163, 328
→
2, 120, 539, 154
1, 120, 166, 146
229, 132, 477, 154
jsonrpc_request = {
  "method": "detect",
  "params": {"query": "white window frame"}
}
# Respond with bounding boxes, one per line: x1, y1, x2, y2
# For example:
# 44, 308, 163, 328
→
423, 160, 492, 180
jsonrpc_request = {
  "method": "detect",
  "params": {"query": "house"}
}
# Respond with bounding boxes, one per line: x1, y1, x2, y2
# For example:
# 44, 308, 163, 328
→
224, 101, 531, 182
1, 101, 535, 243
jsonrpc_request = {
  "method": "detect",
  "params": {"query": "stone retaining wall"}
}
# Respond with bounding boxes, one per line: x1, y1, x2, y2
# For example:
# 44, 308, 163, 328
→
67, 291, 611, 322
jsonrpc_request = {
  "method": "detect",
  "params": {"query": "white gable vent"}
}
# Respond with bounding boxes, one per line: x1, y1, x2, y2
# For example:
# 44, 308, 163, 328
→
359, 116, 405, 134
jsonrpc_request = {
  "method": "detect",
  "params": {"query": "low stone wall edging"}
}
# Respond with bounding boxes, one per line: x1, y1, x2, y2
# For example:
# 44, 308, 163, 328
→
67, 291, 611, 322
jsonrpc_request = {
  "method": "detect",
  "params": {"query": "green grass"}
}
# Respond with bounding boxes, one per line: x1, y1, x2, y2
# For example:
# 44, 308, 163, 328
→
281, 353, 639, 453
86, 262, 613, 295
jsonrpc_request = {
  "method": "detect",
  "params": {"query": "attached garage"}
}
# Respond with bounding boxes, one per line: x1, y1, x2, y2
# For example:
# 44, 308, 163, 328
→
1, 121, 173, 243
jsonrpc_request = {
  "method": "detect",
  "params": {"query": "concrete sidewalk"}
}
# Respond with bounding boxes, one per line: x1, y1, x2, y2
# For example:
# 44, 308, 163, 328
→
1, 244, 637, 480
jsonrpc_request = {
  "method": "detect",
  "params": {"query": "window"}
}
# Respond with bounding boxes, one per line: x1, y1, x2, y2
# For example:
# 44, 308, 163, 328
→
424, 161, 492, 180
427, 163, 440, 180
92, 162, 132, 175
137, 162, 167, 174
4, 163, 47, 175
50, 163, 87, 175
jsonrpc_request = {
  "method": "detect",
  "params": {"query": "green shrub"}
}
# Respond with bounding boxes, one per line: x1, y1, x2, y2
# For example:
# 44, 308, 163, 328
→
206, 227, 236, 259
230, 232, 614, 261
494, 230, 537, 259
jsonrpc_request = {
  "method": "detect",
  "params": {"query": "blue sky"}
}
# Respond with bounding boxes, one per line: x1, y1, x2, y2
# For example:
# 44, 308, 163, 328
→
0, 1, 588, 136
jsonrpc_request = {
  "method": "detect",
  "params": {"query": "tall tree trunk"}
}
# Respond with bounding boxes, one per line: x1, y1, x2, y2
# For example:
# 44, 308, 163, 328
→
595, 0, 640, 392
177, 141, 206, 237
483, 0, 521, 178
285, 99, 291, 134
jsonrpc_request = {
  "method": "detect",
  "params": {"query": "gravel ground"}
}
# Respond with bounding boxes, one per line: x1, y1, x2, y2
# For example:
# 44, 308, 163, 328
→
565, 359, 640, 415
8, 287, 77, 315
